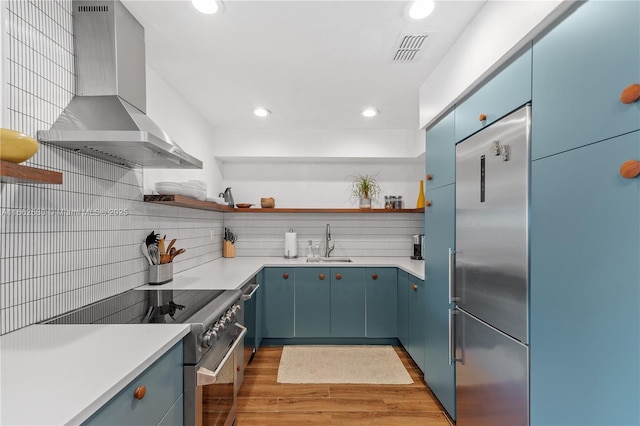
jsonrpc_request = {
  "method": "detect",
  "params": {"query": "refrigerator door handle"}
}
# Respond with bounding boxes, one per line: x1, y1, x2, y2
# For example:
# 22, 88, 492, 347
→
448, 308, 458, 365
448, 248, 458, 303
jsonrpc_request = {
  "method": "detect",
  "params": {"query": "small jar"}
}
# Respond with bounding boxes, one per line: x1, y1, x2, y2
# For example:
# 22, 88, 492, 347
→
385, 196, 394, 209
395, 196, 403, 209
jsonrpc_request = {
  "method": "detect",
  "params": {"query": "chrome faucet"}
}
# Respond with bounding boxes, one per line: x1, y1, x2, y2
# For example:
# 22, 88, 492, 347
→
325, 224, 335, 257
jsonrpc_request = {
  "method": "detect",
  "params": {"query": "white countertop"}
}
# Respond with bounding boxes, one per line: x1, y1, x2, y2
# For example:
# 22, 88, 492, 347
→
0, 324, 190, 425
137, 256, 425, 291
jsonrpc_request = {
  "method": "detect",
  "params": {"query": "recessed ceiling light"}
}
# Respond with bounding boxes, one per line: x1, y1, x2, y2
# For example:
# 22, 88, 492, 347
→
362, 108, 379, 118
408, 0, 435, 20
192, 0, 222, 15
253, 107, 271, 117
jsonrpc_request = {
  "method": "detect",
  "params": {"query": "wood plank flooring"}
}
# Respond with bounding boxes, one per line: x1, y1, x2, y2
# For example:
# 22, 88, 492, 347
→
235, 346, 454, 425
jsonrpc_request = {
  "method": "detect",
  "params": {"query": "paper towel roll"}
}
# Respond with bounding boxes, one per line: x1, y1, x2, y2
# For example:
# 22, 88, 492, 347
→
284, 230, 297, 258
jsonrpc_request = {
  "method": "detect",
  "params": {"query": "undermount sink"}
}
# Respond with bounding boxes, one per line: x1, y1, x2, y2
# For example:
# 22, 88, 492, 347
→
306, 257, 353, 263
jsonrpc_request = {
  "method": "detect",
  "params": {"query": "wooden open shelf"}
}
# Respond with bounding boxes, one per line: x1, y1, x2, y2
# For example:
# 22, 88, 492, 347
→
144, 194, 234, 212
0, 160, 63, 184
144, 194, 424, 214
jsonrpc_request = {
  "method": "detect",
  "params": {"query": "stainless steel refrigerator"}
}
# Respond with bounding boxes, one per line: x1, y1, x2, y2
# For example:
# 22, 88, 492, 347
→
453, 104, 530, 426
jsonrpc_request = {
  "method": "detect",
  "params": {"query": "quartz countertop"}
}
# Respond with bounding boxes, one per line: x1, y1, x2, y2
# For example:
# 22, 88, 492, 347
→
137, 256, 425, 291
0, 324, 190, 425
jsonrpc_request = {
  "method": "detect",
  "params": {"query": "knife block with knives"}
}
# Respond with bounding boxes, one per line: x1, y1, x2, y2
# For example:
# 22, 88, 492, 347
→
223, 227, 236, 258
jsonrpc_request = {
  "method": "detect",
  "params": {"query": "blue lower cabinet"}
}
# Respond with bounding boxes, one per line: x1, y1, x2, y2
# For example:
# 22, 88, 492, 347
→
365, 268, 397, 338
295, 267, 331, 337
407, 275, 426, 373
84, 342, 184, 426
397, 270, 409, 347
158, 395, 183, 426
330, 267, 366, 337
530, 131, 640, 425
263, 267, 295, 338
424, 184, 456, 419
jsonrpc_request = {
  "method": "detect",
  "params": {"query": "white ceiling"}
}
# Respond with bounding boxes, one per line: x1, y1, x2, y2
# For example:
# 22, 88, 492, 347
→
122, 0, 486, 131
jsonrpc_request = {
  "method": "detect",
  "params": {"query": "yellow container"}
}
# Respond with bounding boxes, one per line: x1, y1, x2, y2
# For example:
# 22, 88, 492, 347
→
0, 128, 40, 163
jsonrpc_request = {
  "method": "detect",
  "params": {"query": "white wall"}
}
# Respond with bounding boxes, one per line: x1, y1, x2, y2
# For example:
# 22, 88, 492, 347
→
419, 0, 576, 130
222, 159, 424, 208
143, 67, 224, 197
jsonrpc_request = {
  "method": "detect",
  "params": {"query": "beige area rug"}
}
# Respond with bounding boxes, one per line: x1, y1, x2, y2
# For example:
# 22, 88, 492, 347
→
276, 345, 414, 384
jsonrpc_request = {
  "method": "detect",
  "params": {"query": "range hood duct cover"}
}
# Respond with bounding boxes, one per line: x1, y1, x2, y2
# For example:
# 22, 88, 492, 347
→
37, 0, 203, 169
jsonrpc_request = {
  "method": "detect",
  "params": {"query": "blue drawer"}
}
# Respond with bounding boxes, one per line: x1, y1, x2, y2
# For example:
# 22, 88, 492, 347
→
84, 341, 183, 426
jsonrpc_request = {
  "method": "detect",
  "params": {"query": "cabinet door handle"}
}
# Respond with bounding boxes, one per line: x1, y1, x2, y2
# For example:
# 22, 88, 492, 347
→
620, 160, 640, 179
133, 385, 146, 400
479, 113, 487, 122
412, 283, 418, 291
426, 173, 433, 181
371, 273, 378, 280
283, 273, 289, 279
319, 273, 325, 280
620, 83, 640, 104
425, 199, 432, 207
335, 273, 342, 280
448, 248, 458, 303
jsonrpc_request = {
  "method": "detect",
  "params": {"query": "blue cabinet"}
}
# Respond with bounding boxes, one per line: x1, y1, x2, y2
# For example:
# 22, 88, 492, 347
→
295, 267, 331, 337
407, 274, 426, 373
263, 267, 295, 338
425, 110, 455, 191
365, 267, 397, 338
84, 342, 183, 426
423, 183, 456, 419
532, 1, 640, 160
330, 267, 365, 337
397, 270, 409, 347
454, 47, 532, 143
530, 131, 640, 426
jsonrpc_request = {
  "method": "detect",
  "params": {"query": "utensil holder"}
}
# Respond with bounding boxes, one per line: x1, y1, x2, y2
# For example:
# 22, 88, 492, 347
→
223, 240, 236, 258
149, 263, 173, 285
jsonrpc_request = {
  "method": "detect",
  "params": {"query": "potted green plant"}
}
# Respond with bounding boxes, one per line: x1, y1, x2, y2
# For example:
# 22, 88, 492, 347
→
350, 173, 381, 209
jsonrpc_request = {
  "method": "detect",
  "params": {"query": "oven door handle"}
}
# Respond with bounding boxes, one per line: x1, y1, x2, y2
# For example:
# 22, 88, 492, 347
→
241, 284, 260, 301
197, 324, 247, 387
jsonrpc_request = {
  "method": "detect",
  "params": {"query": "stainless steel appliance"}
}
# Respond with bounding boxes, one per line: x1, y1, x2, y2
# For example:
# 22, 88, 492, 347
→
241, 281, 261, 369
37, 0, 202, 169
411, 234, 424, 260
452, 104, 530, 426
183, 290, 245, 426
43, 287, 246, 426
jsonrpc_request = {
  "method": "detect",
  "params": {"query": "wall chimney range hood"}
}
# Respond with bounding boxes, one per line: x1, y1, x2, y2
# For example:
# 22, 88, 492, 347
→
37, 0, 203, 169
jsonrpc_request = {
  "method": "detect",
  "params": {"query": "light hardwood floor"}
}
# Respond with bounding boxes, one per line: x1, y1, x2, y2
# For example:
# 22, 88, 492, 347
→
234, 346, 454, 425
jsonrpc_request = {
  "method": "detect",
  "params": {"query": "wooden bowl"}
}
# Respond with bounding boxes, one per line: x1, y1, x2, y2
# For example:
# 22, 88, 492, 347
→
236, 203, 254, 208
261, 197, 275, 208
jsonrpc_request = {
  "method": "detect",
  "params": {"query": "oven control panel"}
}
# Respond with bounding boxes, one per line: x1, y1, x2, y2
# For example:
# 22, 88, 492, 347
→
202, 303, 242, 348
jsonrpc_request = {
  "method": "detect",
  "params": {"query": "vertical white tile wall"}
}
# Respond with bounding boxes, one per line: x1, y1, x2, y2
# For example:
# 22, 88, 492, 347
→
223, 213, 424, 258
0, 0, 224, 335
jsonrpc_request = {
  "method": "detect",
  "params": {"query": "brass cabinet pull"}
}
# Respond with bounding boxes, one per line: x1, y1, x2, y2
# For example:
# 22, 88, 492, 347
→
283, 273, 289, 279
336, 273, 342, 280
133, 385, 146, 400
426, 174, 433, 181
319, 273, 325, 280
371, 273, 378, 280
412, 284, 418, 291
479, 113, 487, 122
425, 200, 432, 207
620, 160, 640, 179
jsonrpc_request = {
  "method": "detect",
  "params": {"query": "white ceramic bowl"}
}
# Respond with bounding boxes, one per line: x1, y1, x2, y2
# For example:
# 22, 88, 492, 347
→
155, 182, 181, 195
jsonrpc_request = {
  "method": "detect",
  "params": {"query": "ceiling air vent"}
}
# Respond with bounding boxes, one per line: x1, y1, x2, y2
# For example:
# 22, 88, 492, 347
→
391, 34, 429, 62
77, 5, 109, 12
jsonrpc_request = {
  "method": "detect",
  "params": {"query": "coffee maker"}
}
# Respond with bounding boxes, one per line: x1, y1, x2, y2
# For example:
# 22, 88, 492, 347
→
411, 234, 424, 260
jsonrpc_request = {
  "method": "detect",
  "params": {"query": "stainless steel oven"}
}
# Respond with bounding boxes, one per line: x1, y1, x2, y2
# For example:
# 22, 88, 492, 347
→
182, 290, 245, 426
186, 322, 246, 426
